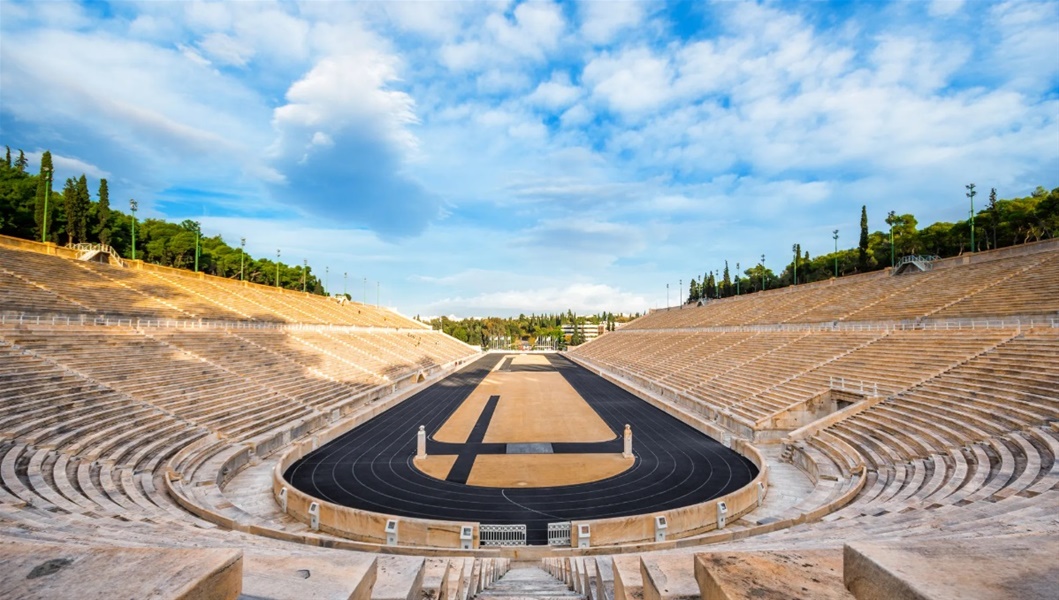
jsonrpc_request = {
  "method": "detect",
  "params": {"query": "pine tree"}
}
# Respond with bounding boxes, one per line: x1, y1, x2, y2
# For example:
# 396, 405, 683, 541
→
97, 179, 110, 245
15, 150, 27, 172
858, 205, 869, 271
33, 151, 53, 240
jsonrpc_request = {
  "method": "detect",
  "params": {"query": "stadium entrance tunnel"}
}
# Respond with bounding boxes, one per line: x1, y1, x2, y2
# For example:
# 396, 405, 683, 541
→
278, 353, 763, 547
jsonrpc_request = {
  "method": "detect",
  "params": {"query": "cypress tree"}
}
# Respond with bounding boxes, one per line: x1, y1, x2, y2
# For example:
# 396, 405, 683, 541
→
33, 151, 53, 240
75, 174, 90, 243
61, 177, 77, 244
97, 179, 110, 245
15, 150, 27, 172
858, 205, 869, 271
3, 146, 9, 168
723, 261, 732, 297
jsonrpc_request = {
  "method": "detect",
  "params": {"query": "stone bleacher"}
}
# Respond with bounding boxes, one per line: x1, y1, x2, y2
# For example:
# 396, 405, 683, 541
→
0, 238, 1057, 598
0, 242, 422, 327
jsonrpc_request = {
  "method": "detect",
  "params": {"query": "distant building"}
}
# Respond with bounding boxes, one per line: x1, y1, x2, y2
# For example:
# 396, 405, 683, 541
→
561, 322, 605, 340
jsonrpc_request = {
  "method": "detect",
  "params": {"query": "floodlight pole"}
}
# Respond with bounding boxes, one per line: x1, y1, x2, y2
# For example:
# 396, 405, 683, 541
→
833, 229, 839, 277
194, 222, 200, 273
736, 262, 740, 295
276, 249, 281, 288
792, 244, 798, 286
363, 277, 367, 303
129, 199, 138, 260
41, 167, 52, 243
344, 272, 348, 297
666, 283, 669, 308
966, 183, 976, 253
240, 238, 246, 281
302, 259, 307, 292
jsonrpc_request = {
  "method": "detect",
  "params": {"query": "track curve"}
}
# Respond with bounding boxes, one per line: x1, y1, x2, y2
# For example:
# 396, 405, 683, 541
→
285, 353, 758, 545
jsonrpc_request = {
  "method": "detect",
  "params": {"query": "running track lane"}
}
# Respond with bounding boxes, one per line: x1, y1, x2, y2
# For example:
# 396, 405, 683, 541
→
285, 353, 758, 545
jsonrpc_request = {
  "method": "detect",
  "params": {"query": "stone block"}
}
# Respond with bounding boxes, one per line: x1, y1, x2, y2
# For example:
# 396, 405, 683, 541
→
695, 549, 851, 600
844, 535, 1059, 600
241, 552, 376, 600
0, 543, 242, 600
641, 555, 699, 600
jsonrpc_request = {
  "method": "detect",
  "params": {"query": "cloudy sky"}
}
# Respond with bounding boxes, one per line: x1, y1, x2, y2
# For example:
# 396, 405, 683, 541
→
2, 0, 1057, 318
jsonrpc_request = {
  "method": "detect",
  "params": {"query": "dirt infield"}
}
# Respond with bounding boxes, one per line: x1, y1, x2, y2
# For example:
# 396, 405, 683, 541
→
483, 372, 614, 444
414, 455, 458, 481
466, 454, 635, 488
433, 370, 615, 444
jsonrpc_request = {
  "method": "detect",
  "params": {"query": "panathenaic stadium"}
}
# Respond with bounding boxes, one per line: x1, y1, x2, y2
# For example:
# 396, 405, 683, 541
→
0, 234, 1056, 599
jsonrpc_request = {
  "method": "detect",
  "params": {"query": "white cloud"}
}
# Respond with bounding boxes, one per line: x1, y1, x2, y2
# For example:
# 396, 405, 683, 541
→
928, 0, 966, 17
197, 32, 254, 67
579, 0, 651, 45
527, 71, 581, 109
427, 282, 650, 317
583, 47, 673, 115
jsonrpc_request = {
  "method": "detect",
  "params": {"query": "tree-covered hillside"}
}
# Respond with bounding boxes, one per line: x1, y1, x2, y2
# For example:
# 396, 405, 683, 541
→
0, 147, 328, 294
687, 187, 1059, 302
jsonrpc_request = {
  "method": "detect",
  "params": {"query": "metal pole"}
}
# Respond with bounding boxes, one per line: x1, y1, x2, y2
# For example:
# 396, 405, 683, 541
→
666, 283, 669, 307
41, 167, 51, 243
326, 266, 329, 295
240, 238, 245, 281
344, 272, 348, 296
966, 183, 976, 253
303, 259, 307, 292
736, 262, 740, 295
129, 199, 138, 260
276, 249, 280, 288
792, 244, 798, 286
833, 229, 839, 277
194, 223, 200, 272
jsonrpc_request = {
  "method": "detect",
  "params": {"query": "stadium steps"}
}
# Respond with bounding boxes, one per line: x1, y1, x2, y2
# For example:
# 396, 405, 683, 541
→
921, 251, 1059, 319
68, 260, 192, 320
0, 265, 95, 314
473, 563, 576, 600
147, 271, 261, 321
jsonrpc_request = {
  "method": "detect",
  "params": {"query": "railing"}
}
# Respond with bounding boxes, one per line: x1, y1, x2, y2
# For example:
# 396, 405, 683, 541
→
68, 243, 125, 266
829, 377, 880, 396
591, 315, 1058, 335
0, 311, 442, 335
891, 254, 940, 276
547, 522, 571, 546
479, 524, 527, 547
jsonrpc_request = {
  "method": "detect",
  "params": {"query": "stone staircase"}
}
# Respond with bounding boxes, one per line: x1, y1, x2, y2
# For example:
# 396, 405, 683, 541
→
473, 564, 582, 600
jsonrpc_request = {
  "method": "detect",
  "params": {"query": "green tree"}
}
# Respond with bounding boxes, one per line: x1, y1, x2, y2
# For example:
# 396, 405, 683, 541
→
987, 188, 999, 250
858, 205, 869, 271
33, 151, 53, 241
96, 179, 110, 245
14, 150, 27, 172
73, 174, 91, 243
3, 146, 9, 168
60, 177, 77, 244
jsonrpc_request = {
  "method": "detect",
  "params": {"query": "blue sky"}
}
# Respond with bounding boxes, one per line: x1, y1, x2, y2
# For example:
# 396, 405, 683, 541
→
2, 0, 1057, 318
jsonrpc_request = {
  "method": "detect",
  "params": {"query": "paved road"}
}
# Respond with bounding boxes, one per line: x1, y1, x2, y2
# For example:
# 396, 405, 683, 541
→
285, 353, 758, 545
